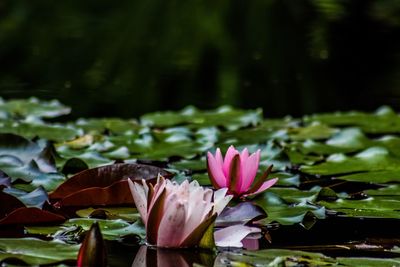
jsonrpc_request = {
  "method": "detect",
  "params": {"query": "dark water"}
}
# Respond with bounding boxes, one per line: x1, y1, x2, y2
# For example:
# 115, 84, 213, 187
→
1, 0, 400, 119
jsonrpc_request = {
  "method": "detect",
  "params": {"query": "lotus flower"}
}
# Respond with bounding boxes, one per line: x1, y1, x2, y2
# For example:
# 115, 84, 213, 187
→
128, 176, 232, 248
207, 146, 278, 198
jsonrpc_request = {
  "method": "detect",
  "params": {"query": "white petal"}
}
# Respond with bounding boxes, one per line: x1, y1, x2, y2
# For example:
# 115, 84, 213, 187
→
213, 188, 232, 215
128, 179, 148, 224
214, 225, 261, 247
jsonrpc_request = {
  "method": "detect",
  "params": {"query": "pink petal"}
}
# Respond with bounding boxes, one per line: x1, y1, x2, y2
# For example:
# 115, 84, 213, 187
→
223, 146, 239, 177
215, 148, 224, 167
244, 178, 278, 197
157, 198, 186, 247
128, 179, 148, 224
228, 154, 242, 195
207, 152, 227, 188
182, 199, 211, 241
148, 176, 167, 213
131, 246, 147, 267
214, 225, 261, 247
240, 150, 260, 192
240, 148, 249, 164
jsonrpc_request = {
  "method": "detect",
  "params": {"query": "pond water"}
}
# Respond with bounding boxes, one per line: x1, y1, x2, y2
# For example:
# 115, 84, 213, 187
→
1, 1, 400, 118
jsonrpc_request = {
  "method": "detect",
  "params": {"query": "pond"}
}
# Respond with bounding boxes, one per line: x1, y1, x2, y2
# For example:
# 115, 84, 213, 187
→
1, 1, 400, 118
0, 98, 400, 266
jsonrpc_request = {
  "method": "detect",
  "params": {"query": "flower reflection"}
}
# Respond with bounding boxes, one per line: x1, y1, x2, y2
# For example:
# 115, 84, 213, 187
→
132, 246, 214, 267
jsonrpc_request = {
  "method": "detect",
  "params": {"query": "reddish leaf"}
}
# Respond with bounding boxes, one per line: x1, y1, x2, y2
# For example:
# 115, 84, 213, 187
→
0, 191, 25, 219
50, 163, 172, 200
56, 180, 133, 207
0, 207, 65, 225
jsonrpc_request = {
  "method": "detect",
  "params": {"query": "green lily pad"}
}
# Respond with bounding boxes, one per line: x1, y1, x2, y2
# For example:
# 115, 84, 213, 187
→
76, 207, 139, 221
287, 122, 338, 141
215, 249, 400, 267
141, 105, 262, 130
3, 186, 48, 208
75, 118, 141, 134
0, 97, 71, 119
289, 128, 400, 157
254, 191, 326, 225
0, 238, 79, 265
319, 196, 400, 219
215, 249, 335, 266
26, 218, 145, 241
110, 128, 211, 160
0, 120, 80, 142
304, 106, 400, 134
301, 147, 400, 176
336, 170, 400, 183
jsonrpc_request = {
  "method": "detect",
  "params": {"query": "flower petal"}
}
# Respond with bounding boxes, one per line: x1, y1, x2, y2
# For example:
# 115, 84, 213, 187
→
131, 246, 147, 267
157, 198, 186, 247
244, 178, 278, 197
214, 225, 261, 247
148, 176, 167, 213
245, 165, 273, 195
240, 150, 260, 193
240, 148, 249, 164
180, 213, 217, 247
213, 188, 232, 215
182, 197, 212, 241
146, 186, 167, 245
223, 146, 239, 177
215, 148, 224, 167
228, 154, 242, 195
128, 179, 148, 224
207, 152, 227, 188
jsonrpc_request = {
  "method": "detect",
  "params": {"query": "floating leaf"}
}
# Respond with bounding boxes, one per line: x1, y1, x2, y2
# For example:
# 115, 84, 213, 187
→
0, 97, 71, 119
27, 218, 145, 240
50, 163, 172, 200
0, 207, 65, 225
287, 122, 338, 141
301, 147, 400, 176
3, 186, 48, 208
0, 121, 79, 142
56, 180, 134, 207
75, 118, 141, 134
76, 207, 139, 221
141, 105, 262, 130
0, 238, 79, 265
304, 106, 400, 134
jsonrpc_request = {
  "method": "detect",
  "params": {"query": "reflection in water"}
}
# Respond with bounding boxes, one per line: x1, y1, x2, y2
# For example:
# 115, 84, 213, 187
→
131, 235, 262, 267
132, 246, 216, 267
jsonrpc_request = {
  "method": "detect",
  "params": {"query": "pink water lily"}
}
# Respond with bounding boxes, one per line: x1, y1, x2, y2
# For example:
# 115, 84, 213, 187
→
207, 146, 278, 198
128, 176, 232, 248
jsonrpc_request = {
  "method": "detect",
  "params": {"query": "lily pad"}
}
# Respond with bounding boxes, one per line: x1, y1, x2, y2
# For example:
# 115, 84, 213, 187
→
27, 218, 145, 240
0, 238, 79, 265
301, 147, 400, 176
76, 207, 139, 221
304, 106, 400, 134
75, 118, 141, 134
141, 105, 262, 130
0, 97, 71, 119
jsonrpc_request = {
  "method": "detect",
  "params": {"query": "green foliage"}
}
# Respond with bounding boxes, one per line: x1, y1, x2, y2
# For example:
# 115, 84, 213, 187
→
1, 99, 400, 265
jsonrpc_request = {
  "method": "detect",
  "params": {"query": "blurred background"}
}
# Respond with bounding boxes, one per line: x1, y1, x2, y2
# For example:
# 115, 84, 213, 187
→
0, 0, 400, 119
